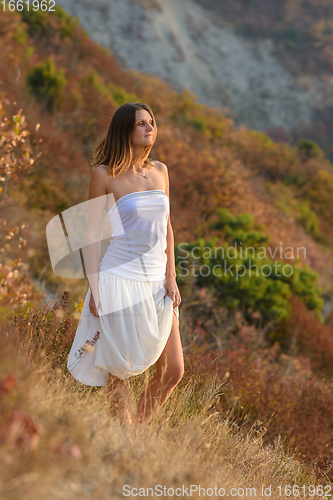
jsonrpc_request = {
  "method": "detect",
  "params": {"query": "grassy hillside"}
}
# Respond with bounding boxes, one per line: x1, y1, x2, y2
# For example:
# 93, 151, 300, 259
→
1, 5, 333, 483
0, 301, 331, 499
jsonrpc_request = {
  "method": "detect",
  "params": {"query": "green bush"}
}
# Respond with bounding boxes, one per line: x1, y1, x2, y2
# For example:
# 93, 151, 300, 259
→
79, 71, 139, 106
108, 83, 139, 106
12, 21, 29, 46
171, 89, 208, 133
296, 200, 319, 236
175, 208, 324, 324
52, 6, 79, 40
26, 57, 67, 112
21, 5, 78, 40
304, 170, 333, 226
25, 173, 69, 213
21, 7, 50, 37
297, 138, 325, 161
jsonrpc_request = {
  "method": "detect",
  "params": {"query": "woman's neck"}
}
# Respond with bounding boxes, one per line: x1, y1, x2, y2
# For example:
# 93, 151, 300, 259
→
129, 160, 145, 171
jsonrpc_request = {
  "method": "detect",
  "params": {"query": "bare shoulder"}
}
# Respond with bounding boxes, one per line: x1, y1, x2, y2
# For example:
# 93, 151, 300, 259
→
150, 160, 169, 196
150, 160, 168, 185
89, 164, 109, 197
92, 164, 109, 178
151, 160, 168, 173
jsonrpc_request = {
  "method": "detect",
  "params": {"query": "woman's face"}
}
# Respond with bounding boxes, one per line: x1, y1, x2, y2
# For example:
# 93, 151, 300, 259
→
130, 109, 156, 149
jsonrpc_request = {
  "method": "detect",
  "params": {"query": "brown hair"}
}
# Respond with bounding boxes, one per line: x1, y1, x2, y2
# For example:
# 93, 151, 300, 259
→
90, 102, 157, 178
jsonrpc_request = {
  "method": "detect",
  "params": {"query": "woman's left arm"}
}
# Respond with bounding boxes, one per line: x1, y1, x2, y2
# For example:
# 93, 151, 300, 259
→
165, 218, 177, 279
160, 162, 181, 307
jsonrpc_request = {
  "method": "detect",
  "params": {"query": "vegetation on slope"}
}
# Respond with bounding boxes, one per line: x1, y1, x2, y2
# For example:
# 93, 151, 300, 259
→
0, 295, 332, 498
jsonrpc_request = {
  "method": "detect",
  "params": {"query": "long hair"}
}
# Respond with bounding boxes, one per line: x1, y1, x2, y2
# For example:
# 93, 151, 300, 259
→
90, 102, 157, 178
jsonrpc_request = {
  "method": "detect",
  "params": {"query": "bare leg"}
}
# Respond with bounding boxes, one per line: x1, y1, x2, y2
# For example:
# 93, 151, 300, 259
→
136, 312, 184, 425
106, 373, 133, 427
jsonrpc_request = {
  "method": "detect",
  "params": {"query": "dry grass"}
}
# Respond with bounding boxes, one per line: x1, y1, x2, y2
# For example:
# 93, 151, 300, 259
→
0, 306, 331, 500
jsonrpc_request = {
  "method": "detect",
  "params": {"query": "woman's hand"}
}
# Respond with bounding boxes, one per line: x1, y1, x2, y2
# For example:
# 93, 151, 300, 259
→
89, 289, 103, 317
163, 275, 181, 308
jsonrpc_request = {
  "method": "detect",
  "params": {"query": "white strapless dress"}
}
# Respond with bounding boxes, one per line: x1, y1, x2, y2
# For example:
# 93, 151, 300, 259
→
67, 190, 179, 385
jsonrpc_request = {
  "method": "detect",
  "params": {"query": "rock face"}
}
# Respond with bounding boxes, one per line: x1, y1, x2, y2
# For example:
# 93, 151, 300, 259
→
56, 0, 333, 132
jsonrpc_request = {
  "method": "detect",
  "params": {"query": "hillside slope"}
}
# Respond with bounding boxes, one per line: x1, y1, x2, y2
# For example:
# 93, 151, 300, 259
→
0, 6, 333, 294
1, 5, 333, 475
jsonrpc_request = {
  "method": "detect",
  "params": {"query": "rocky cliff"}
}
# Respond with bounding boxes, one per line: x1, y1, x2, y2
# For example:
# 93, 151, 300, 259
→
56, 0, 333, 134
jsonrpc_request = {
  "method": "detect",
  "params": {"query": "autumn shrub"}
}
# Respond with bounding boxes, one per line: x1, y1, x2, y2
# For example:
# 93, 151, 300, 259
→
0, 94, 43, 315
278, 295, 333, 373
185, 328, 333, 476
227, 128, 331, 193
0, 93, 36, 199
230, 128, 297, 182
0, 255, 42, 319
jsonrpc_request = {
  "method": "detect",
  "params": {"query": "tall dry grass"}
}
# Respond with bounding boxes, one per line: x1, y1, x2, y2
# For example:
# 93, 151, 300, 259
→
0, 299, 331, 500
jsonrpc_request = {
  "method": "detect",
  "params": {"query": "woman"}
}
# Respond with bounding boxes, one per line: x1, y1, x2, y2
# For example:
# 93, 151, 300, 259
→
67, 102, 183, 427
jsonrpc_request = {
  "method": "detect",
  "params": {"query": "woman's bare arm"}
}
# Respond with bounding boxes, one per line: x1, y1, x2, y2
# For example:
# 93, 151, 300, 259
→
162, 163, 177, 279
86, 166, 107, 305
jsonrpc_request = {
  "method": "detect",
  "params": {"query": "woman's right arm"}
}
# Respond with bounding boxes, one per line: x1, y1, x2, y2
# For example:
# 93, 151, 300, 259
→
86, 166, 107, 316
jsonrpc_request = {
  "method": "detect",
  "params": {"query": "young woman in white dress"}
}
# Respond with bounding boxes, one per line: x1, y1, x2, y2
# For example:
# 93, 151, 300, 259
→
86, 102, 183, 426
